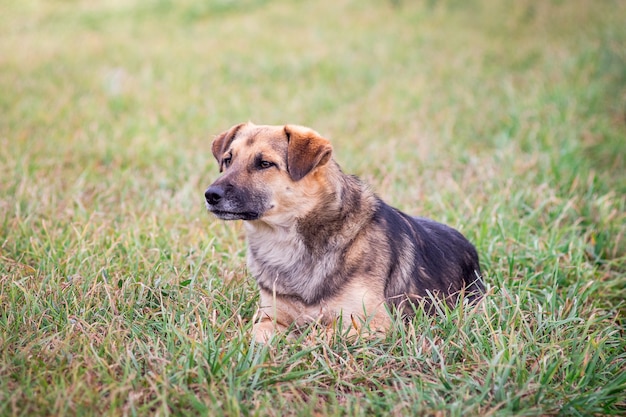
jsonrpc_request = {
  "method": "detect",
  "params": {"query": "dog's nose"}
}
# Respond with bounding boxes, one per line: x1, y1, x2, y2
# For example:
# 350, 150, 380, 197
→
205, 186, 224, 205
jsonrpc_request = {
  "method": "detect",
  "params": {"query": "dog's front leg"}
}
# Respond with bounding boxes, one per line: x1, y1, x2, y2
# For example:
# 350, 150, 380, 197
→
253, 289, 312, 342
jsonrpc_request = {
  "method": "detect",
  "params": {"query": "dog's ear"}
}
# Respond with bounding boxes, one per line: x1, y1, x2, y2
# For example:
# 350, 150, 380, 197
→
284, 125, 333, 181
211, 123, 247, 171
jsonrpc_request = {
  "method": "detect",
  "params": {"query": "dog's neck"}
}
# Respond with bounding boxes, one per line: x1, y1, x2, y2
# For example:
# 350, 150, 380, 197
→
296, 161, 378, 254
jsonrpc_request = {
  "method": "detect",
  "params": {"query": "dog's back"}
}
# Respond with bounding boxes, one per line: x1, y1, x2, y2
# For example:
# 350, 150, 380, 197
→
371, 202, 483, 314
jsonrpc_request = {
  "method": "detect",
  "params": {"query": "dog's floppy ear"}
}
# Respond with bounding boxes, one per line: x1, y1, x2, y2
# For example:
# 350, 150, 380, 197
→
284, 125, 333, 181
211, 123, 247, 171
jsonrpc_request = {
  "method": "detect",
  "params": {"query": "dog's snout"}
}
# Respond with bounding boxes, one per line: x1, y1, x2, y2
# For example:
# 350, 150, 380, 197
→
205, 185, 224, 205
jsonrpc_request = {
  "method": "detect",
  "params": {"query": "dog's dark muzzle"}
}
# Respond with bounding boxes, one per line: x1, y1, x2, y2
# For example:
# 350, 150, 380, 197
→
205, 183, 261, 221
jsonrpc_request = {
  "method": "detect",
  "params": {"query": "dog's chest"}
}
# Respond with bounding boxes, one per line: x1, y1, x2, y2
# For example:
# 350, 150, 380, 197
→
245, 225, 339, 303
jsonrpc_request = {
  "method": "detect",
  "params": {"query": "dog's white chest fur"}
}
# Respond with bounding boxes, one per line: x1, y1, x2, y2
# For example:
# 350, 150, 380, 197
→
244, 222, 339, 303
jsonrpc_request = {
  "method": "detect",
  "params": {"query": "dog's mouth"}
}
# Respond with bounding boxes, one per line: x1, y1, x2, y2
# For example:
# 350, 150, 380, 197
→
209, 209, 260, 221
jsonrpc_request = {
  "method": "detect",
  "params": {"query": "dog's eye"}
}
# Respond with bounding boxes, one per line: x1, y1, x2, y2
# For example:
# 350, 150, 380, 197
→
259, 160, 275, 169
223, 156, 232, 168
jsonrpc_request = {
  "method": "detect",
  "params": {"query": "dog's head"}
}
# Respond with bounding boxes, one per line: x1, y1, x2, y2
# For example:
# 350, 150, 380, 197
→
205, 122, 333, 222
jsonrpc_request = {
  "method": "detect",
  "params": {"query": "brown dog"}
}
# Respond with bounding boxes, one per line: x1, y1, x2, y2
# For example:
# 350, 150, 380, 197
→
205, 122, 483, 342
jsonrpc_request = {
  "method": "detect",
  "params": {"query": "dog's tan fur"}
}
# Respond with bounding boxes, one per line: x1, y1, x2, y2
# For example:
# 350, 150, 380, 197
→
205, 122, 483, 342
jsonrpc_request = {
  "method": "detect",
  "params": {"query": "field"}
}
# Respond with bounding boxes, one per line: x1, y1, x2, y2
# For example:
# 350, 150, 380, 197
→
1, 0, 625, 415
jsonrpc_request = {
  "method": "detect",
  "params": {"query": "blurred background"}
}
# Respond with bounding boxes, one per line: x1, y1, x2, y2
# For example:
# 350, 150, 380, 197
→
3, 0, 624, 179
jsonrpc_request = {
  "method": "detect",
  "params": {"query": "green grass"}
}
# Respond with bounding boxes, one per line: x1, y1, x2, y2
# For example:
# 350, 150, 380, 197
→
1, 0, 625, 415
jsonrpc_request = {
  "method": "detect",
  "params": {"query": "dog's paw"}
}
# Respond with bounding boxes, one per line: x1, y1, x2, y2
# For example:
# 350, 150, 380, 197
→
252, 321, 277, 343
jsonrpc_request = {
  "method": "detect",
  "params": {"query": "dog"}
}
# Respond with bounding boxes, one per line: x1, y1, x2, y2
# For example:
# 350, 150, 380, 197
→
205, 122, 484, 342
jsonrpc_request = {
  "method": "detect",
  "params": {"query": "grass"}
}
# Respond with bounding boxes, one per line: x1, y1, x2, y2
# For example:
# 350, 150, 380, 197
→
1, 0, 625, 415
